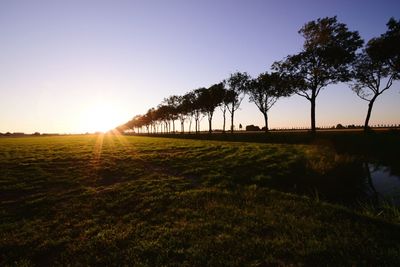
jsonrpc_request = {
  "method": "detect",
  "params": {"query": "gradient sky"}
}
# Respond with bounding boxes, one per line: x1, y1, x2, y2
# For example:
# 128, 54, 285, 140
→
0, 0, 399, 133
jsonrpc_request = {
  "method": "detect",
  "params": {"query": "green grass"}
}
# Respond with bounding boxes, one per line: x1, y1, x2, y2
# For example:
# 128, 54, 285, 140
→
1, 135, 400, 266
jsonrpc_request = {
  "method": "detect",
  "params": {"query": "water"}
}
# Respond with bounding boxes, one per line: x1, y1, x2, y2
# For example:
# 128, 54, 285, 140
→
280, 160, 400, 207
368, 164, 400, 205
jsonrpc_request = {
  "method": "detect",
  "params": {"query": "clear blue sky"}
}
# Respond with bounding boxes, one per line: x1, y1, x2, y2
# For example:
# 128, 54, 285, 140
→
0, 0, 399, 133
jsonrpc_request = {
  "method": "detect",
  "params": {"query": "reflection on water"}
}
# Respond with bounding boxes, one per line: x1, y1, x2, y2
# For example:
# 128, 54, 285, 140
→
367, 163, 400, 205
274, 160, 400, 207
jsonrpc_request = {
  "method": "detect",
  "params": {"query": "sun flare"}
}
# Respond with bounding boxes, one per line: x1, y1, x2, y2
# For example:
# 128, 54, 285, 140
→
81, 103, 120, 133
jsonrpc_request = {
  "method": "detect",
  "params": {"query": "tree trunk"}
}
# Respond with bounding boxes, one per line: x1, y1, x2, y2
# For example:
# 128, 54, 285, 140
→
364, 95, 377, 131
208, 113, 213, 134
230, 112, 234, 133
230, 102, 235, 133
310, 91, 316, 134
181, 120, 184, 133
222, 109, 226, 133
263, 112, 269, 132
173, 120, 175, 133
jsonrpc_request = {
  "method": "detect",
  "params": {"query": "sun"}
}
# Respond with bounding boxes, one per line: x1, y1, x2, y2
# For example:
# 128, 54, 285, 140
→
82, 103, 120, 133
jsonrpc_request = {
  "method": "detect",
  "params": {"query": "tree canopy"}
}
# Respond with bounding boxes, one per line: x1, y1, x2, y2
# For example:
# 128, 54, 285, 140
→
366, 18, 400, 74
273, 16, 363, 133
245, 72, 292, 131
225, 72, 250, 133
350, 18, 400, 131
198, 83, 226, 133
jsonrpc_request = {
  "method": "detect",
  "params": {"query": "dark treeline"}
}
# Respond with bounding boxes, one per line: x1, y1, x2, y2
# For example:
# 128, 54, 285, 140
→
118, 17, 399, 134
0, 132, 58, 137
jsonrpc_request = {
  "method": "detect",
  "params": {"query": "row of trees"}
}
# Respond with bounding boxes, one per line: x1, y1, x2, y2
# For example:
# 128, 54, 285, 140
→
118, 16, 399, 134
119, 71, 289, 134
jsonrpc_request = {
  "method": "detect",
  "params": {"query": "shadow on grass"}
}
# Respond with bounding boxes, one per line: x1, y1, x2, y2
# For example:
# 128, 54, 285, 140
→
142, 130, 400, 171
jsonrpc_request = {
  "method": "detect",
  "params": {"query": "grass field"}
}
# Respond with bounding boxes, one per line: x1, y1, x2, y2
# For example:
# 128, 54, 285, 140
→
1, 134, 400, 266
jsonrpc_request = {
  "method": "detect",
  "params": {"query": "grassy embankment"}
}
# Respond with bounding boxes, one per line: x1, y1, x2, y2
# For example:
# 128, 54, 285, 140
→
1, 134, 400, 266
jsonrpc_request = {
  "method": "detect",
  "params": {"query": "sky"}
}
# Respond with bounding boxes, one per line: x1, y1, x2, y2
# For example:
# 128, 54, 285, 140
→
0, 0, 399, 133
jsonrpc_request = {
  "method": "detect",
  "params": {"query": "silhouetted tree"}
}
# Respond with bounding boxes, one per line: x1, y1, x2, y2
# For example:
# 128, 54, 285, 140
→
198, 83, 225, 133
175, 96, 187, 133
156, 105, 173, 133
144, 108, 155, 134
273, 16, 363, 133
164, 95, 181, 133
245, 72, 292, 132
219, 83, 229, 133
123, 114, 142, 133
225, 72, 250, 133
350, 19, 400, 131
367, 18, 400, 74
189, 89, 204, 134
136, 115, 147, 133
181, 91, 196, 133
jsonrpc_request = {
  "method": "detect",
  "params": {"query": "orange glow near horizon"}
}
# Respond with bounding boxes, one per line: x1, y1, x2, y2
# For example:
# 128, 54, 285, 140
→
80, 103, 122, 133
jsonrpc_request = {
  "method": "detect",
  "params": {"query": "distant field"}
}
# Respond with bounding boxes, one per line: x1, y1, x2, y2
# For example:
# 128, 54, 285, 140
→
1, 135, 400, 266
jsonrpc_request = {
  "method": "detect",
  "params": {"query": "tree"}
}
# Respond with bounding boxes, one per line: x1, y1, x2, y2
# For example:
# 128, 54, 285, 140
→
123, 114, 143, 133
245, 72, 292, 132
136, 114, 148, 133
225, 72, 250, 133
163, 95, 181, 133
350, 19, 400, 131
156, 105, 174, 133
367, 18, 400, 74
219, 83, 229, 133
189, 89, 204, 134
175, 96, 187, 133
273, 16, 363, 133
182, 91, 197, 133
143, 108, 155, 134
198, 83, 225, 133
